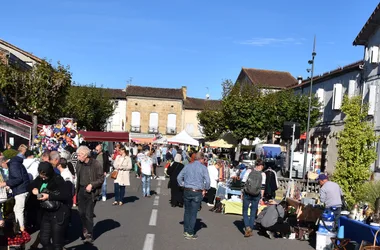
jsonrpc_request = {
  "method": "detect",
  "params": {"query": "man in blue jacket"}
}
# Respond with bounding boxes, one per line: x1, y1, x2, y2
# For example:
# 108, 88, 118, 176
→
0, 144, 30, 232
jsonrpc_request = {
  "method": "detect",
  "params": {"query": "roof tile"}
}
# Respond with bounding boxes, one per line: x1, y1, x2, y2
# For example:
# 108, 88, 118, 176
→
126, 85, 184, 99
184, 97, 221, 110
240, 68, 297, 89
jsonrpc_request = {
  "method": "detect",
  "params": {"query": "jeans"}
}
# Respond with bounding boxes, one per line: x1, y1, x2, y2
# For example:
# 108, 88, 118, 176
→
40, 209, 69, 250
114, 183, 126, 202
78, 187, 96, 235
101, 177, 107, 199
242, 192, 261, 229
142, 174, 151, 196
14, 192, 28, 228
183, 190, 203, 235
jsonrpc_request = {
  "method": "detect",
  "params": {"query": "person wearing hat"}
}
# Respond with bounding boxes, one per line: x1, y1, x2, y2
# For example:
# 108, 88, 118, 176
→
318, 173, 343, 229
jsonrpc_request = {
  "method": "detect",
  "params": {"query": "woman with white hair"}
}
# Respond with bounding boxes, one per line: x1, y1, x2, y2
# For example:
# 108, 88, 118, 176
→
167, 154, 185, 207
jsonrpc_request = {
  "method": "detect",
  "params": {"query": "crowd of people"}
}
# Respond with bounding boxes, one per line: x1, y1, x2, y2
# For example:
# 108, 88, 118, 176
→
0, 141, 344, 248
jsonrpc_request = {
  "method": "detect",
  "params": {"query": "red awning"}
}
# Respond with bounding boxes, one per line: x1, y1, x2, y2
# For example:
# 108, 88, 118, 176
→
79, 131, 129, 142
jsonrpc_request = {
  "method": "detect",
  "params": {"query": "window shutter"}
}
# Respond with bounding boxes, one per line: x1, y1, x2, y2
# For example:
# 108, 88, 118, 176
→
368, 85, 377, 116
332, 83, 343, 110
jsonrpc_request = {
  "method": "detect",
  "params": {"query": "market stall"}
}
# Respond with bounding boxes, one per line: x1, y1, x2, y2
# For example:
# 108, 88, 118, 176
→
340, 216, 380, 246
167, 130, 199, 146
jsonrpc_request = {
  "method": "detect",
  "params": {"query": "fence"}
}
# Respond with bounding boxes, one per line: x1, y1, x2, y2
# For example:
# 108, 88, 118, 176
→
277, 177, 320, 193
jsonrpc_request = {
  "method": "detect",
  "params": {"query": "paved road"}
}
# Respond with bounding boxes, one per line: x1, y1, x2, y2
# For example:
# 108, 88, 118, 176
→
26, 167, 315, 250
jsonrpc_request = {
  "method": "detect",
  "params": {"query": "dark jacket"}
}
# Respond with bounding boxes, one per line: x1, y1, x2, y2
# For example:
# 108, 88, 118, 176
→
6, 156, 30, 196
30, 173, 71, 218
75, 158, 104, 201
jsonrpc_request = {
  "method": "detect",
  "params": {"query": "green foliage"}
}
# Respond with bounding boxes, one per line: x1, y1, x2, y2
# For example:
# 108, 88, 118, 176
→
197, 79, 322, 142
264, 90, 321, 133
356, 181, 380, 209
2, 149, 18, 159
197, 107, 224, 141
64, 84, 115, 131
0, 60, 72, 137
222, 81, 266, 141
332, 96, 378, 206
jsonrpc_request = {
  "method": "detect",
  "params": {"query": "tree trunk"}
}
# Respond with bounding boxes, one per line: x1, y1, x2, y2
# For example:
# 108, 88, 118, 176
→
31, 115, 38, 146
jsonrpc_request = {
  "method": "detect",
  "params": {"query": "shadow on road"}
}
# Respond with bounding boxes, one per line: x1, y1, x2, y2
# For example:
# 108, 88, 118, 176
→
123, 195, 139, 203
65, 243, 99, 250
233, 220, 245, 235
106, 193, 115, 200
179, 219, 208, 234
93, 219, 121, 240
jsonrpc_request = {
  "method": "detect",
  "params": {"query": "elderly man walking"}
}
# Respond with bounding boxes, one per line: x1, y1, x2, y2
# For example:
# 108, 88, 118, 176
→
177, 152, 210, 240
75, 146, 104, 244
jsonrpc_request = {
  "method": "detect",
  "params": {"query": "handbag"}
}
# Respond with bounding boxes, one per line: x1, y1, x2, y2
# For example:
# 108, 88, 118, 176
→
111, 170, 118, 179
39, 189, 62, 211
111, 157, 125, 179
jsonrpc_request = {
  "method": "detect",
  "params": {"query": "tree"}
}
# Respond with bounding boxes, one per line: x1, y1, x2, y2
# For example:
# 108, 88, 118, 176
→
264, 90, 321, 133
0, 60, 72, 140
332, 96, 378, 206
197, 106, 225, 141
222, 81, 267, 141
64, 84, 115, 131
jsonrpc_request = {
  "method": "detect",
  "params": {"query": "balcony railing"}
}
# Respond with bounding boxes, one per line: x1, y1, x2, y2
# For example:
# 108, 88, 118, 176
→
148, 126, 159, 134
130, 125, 141, 133
166, 127, 177, 135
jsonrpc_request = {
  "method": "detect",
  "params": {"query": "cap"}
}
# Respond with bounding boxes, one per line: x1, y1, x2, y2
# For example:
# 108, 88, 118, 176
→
317, 174, 328, 181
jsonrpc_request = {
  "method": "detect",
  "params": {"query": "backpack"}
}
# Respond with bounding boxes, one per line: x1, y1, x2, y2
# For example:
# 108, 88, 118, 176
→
244, 170, 262, 196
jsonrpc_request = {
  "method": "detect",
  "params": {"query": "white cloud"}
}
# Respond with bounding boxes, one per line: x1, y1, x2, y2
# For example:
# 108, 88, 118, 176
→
237, 37, 303, 46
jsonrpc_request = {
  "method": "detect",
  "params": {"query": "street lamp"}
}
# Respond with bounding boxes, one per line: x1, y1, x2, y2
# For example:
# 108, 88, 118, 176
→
303, 36, 317, 179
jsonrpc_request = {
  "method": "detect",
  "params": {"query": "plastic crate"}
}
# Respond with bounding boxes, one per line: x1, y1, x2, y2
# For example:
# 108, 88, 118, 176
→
316, 231, 336, 250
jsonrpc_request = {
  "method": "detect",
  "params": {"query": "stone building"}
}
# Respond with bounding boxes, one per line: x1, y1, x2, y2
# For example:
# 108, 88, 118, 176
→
125, 85, 186, 142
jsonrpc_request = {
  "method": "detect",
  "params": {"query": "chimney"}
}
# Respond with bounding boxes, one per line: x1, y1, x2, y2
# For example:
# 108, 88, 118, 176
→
297, 76, 303, 85
182, 86, 187, 100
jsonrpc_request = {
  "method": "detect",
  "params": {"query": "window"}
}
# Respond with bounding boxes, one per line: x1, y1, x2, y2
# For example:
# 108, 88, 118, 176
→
316, 88, 324, 111
149, 113, 159, 133
114, 100, 119, 107
348, 80, 356, 98
167, 114, 177, 134
131, 112, 141, 132
368, 85, 377, 116
332, 83, 342, 110
370, 46, 379, 64
185, 123, 194, 136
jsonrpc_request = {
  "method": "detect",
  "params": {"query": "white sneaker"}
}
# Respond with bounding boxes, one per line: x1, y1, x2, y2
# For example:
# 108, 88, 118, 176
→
102, 196, 106, 201
207, 203, 214, 207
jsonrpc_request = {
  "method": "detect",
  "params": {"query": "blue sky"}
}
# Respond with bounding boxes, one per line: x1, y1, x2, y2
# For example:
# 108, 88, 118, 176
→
1, 0, 378, 99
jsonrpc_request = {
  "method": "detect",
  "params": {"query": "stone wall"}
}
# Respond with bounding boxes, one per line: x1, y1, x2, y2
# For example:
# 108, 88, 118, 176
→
126, 97, 183, 135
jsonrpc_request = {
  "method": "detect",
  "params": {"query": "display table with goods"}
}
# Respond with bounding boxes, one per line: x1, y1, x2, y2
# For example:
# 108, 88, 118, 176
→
340, 216, 380, 246
215, 182, 242, 200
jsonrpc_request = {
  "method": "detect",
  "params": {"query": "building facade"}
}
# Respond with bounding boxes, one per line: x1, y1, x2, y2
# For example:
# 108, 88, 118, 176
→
183, 97, 221, 139
125, 86, 185, 142
353, 3, 380, 172
290, 61, 363, 174
103, 89, 127, 132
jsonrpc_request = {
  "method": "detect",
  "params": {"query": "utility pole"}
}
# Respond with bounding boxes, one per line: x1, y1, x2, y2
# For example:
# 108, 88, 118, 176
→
303, 36, 317, 179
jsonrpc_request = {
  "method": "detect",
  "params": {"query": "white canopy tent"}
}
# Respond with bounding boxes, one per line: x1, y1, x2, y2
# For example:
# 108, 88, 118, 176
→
152, 136, 168, 144
167, 130, 199, 146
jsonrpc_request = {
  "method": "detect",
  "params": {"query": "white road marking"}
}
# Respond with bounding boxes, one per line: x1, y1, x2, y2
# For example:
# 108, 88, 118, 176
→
156, 187, 161, 194
157, 180, 162, 186
143, 233, 155, 250
153, 196, 159, 206
149, 209, 158, 226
